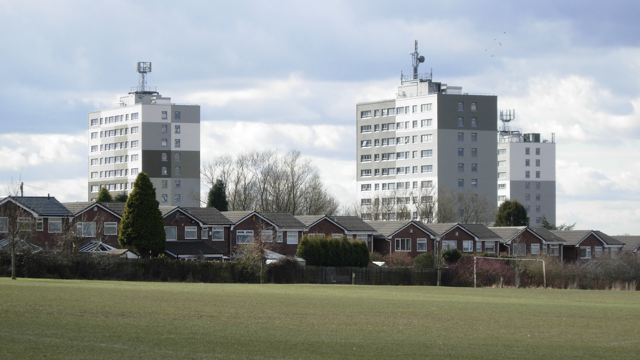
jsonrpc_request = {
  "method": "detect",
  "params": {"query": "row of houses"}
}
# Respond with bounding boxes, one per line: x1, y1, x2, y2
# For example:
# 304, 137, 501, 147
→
1, 196, 638, 263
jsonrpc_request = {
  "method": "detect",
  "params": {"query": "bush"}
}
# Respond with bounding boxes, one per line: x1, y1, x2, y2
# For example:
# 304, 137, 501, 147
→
296, 236, 369, 267
386, 252, 413, 268
448, 257, 516, 287
267, 257, 304, 284
369, 252, 385, 262
413, 253, 434, 268
442, 248, 462, 264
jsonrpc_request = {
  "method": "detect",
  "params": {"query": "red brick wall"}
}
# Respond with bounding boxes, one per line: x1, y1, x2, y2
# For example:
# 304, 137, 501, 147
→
72, 206, 122, 248
163, 210, 205, 242
307, 219, 345, 237
510, 230, 544, 256
231, 215, 301, 256
567, 234, 607, 261
0, 201, 71, 249
440, 227, 475, 254
389, 223, 434, 259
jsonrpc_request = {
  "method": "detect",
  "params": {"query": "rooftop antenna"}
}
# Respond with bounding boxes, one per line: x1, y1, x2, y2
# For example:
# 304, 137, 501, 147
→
499, 109, 516, 134
410, 40, 425, 80
137, 62, 152, 92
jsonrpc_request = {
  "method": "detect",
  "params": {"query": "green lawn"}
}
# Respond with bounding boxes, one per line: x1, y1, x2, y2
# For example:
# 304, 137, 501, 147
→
0, 278, 639, 359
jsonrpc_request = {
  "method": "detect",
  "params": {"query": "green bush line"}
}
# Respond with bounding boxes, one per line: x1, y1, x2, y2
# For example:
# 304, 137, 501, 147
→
296, 236, 369, 267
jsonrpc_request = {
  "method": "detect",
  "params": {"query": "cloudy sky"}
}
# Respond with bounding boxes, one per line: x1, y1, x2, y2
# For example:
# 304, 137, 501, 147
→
1, 1, 639, 234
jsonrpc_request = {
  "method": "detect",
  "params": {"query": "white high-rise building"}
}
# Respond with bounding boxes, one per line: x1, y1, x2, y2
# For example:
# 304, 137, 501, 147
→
356, 42, 498, 221
497, 112, 556, 226
87, 62, 200, 206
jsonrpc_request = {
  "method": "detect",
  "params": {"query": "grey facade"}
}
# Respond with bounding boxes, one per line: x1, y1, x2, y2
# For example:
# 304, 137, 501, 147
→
356, 77, 498, 221
88, 90, 200, 207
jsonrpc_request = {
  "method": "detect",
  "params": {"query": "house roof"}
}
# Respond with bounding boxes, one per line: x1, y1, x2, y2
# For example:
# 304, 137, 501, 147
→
221, 211, 253, 223
182, 207, 234, 225
424, 223, 460, 236
425, 223, 501, 241
62, 202, 126, 217
489, 226, 567, 244
2, 196, 73, 217
613, 236, 640, 252
489, 226, 527, 243
78, 240, 117, 253
164, 241, 223, 257
295, 215, 325, 227
551, 230, 624, 247
529, 227, 567, 244
367, 220, 435, 238
0, 237, 42, 252
222, 211, 306, 229
159, 206, 178, 216
297, 215, 377, 233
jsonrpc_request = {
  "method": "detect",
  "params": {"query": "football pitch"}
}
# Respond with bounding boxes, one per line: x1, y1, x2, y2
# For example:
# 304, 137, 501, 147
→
1, 278, 638, 359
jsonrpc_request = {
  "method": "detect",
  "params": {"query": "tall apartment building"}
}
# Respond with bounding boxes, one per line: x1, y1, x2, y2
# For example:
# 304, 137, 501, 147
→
87, 62, 200, 206
356, 42, 497, 221
497, 112, 556, 226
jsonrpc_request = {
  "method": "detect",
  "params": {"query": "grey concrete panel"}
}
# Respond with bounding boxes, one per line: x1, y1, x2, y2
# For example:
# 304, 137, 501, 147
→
437, 95, 497, 131
141, 150, 200, 179
172, 105, 200, 124
140, 122, 172, 151
509, 180, 556, 225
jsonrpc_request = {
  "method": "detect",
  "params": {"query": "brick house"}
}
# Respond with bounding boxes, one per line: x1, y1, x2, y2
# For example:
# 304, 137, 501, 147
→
161, 206, 226, 260
63, 202, 125, 251
222, 211, 307, 257
552, 230, 625, 262
296, 215, 377, 250
490, 226, 566, 260
427, 223, 502, 256
0, 196, 73, 250
182, 207, 234, 257
367, 220, 437, 258
614, 235, 640, 261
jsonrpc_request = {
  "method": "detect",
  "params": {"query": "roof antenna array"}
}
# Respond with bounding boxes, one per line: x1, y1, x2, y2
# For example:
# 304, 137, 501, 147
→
137, 62, 152, 92
499, 109, 516, 133
410, 40, 425, 80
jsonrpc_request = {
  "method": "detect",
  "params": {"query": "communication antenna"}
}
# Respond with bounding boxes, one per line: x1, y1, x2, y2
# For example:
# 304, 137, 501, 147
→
137, 62, 152, 92
409, 40, 425, 80
499, 109, 516, 134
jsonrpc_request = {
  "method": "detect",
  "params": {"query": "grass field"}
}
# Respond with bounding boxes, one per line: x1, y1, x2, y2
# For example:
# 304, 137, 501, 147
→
1, 278, 639, 359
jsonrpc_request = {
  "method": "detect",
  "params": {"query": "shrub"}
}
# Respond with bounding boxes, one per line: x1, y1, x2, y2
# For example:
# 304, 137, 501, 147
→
296, 236, 369, 267
448, 257, 516, 287
369, 252, 385, 262
442, 248, 462, 264
413, 253, 434, 268
386, 252, 413, 268
267, 257, 304, 284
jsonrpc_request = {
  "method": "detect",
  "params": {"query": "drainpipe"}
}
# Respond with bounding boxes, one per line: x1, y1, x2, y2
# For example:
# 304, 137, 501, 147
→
385, 238, 392, 256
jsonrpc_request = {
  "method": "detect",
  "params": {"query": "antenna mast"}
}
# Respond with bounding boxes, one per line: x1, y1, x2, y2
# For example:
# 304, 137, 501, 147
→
499, 109, 516, 134
410, 40, 425, 80
137, 62, 152, 92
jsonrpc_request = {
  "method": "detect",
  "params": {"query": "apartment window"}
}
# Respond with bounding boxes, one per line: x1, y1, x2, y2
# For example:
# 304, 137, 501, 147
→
458, 148, 464, 157
421, 165, 433, 173
524, 194, 530, 201
471, 179, 478, 188
536, 194, 541, 201
174, 194, 181, 203
485, 243, 496, 253
131, 113, 139, 120
471, 118, 477, 128
162, 180, 168, 189
421, 134, 433, 143
526, 159, 530, 167
536, 205, 541, 213
457, 118, 464, 127
579, 246, 591, 259
471, 163, 477, 172
165, 226, 177, 240
525, 147, 530, 155
396, 107, 404, 115
417, 238, 427, 252
374, 110, 380, 118
161, 153, 167, 162
381, 109, 387, 117
90, 172, 98, 179
175, 166, 181, 176
90, 185, 99, 193
175, 153, 181, 162
175, 125, 181, 134
530, 244, 540, 255
361, 169, 372, 177
498, 149, 506, 155
421, 150, 433, 158
287, 233, 299, 245
387, 108, 395, 116
412, 105, 418, 113
458, 163, 464, 172
458, 179, 464, 188
212, 228, 224, 241
412, 120, 418, 128
525, 171, 530, 178
174, 111, 181, 120
421, 119, 432, 127
374, 124, 380, 132
395, 238, 411, 252
48, 218, 62, 233
525, 182, 530, 189
536, 148, 541, 155
130, 126, 139, 134
161, 125, 168, 133
361, 140, 371, 148
361, 110, 372, 119
161, 167, 168, 176
175, 139, 181, 148
412, 166, 418, 174
471, 102, 477, 112
237, 230, 254, 244
498, 184, 506, 189
463, 240, 474, 252
104, 222, 118, 236
536, 159, 541, 167
91, 145, 98, 153
91, 119, 98, 126
90, 132, 98, 139
130, 140, 138, 148
361, 125, 372, 133
361, 155, 371, 162
536, 182, 541, 190
374, 139, 380, 146
161, 111, 168, 120
471, 148, 477, 157
498, 195, 507, 202
470, 133, 477, 142
361, 198, 372, 206
175, 180, 181, 189
361, 184, 371, 191
457, 102, 464, 111
458, 132, 464, 142
374, 169, 380, 176
536, 171, 541, 178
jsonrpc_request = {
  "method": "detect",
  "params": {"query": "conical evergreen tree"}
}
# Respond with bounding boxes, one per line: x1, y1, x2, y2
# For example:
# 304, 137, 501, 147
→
207, 179, 229, 211
96, 187, 113, 202
118, 172, 166, 257
494, 199, 529, 226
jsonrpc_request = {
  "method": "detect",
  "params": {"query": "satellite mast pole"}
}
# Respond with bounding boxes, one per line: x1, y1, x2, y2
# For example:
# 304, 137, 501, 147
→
136, 62, 152, 92
410, 40, 425, 80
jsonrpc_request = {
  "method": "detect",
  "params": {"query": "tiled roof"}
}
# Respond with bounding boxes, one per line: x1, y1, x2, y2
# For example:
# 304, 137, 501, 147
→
182, 207, 234, 225
488, 227, 527, 243
159, 206, 178, 216
367, 221, 412, 237
529, 227, 567, 244
329, 216, 377, 232
3, 196, 73, 217
62, 202, 126, 217
220, 211, 253, 224
222, 211, 306, 229
460, 224, 502, 241
424, 223, 459, 236
551, 230, 624, 246
613, 236, 640, 252
165, 241, 223, 256
295, 215, 324, 227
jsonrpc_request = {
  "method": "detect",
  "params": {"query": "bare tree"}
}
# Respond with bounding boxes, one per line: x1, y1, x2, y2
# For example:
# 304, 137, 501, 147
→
0, 197, 38, 280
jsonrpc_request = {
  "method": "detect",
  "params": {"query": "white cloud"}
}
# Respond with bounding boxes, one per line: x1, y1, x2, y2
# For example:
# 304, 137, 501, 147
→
0, 133, 85, 170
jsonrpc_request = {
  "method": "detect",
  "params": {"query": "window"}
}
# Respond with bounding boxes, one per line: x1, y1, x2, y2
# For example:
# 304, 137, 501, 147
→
212, 228, 224, 241
412, 166, 418, 174
594, 246, 603, 258
458, 132, 464, 142
361, 155, 371, 162
396, 107, 404, 115
374, 169, 380, 176
412, 120, 418, 128
421, 165, 433, 173
526, 194, 531, 201
579, 246, 591, 259
173, 153, 180, 162
130, 126, 139, 134
361, 125, 371, 133
36, 218, 43, 231
412, 105, 418, 113
471, 118, 477, 127
162, 139, 168, 147
458, 179, 464, 188
237, 230, 254, 244
361, 184, 371, 191
201, 229, 208, 239
374, 124, 380, 132
412, 135, 418, 144
162, 180, 168, 189
162, 111, 168, 120
421, 150, 433, 158
421, 134, 433, 143
498, 184, 506, 189
90, 172, 99, 179
162, 167, 168, 176
457, 118, 464, 127
361, 140, 371, 148
514, 243, 526, 256
535, 194, 540, 201
421, 180, 433, 188
498, 195, 507, 202
471, 133, 477, 142
417, 238, 427, 252
91, 119, 98, 126
90, 132, 98, 139
471, 102, 477, 112
536, 159, 541, 167
485, 242, 496, 253
476, 242, 482, 252
288, 233, 299, 245
48, 218, 62, 233
104, 222, 118, 236
458, 148, 464, 157
361, 169, 372, 177
374, 110, 380, 117
165, 226, 177, 240
471, 179, 478, 188
471, 163, 477, 172
183, 226, 198, 240
471, 148, 477, 157
442, 240, 457, 250
458, 163, 464, 172
175, 180, 181, 189
525, 147, 530, 155
175, 111, 181, 120
131, 140, 139, 148
131, 113, 139, 120
525, 171, 530, 178
536, 182, 541, 190
525, 182, 530, 189
361, 110, 372, 119
175, 139, 181, 148
421, 119, 432, 127
536, 148, 540, 155
526, 159, 530, 167
175, 166, 181, 176
175, 125, 181, 134
395, 238, 411, 251
161, 125, 168, 133
549, 245, 559, 256
131, 154, 139, 162
531, 244, 540, 255
91, 145, 98, 153
457, 102, 464, 111
463, 240, 474, 252
536, 171, 540, 179
91, 185, 99, 193
174, 194, 181, 203
498, 149, 507, 155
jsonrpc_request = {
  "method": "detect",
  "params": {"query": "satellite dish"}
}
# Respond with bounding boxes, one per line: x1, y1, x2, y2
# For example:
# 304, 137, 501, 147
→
418, 56, 425, 63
